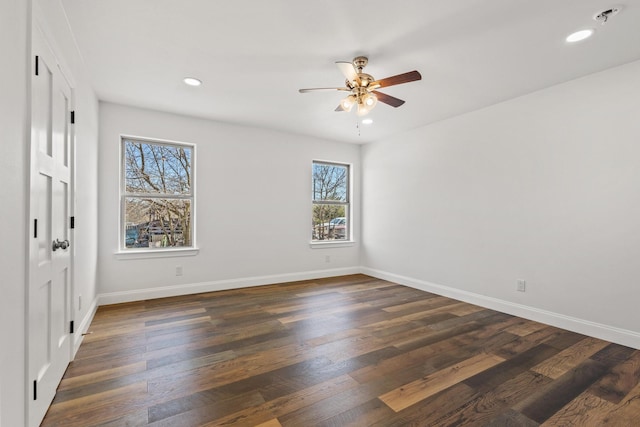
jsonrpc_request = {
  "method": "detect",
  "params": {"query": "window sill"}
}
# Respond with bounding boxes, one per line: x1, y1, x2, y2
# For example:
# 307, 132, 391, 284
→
309, 241, 356, 249
115, 248, 199, 260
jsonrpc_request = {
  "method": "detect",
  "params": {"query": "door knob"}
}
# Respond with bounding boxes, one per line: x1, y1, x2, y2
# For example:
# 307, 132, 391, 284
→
52, 239, 70, 251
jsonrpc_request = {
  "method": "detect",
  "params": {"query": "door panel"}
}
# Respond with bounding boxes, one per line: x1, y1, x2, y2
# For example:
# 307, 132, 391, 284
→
28, 28, 73, 427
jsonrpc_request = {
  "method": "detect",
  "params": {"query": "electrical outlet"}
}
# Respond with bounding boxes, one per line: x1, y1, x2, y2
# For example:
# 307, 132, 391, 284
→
325, 255, 331, 263
517, 279, 526, 292
176, 266, 183, 276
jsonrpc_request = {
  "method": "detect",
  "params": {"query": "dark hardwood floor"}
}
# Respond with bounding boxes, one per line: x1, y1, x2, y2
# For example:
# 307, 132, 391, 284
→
41, 274, 640, 426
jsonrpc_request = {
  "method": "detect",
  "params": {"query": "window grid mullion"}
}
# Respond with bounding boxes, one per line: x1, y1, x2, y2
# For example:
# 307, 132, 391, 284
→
125, 193, 192, 200
312, 200, 348, 206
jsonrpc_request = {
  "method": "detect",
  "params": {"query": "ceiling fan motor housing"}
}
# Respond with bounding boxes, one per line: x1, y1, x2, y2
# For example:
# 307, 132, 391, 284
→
346, 73, 374, 89
353, 56, 368, 71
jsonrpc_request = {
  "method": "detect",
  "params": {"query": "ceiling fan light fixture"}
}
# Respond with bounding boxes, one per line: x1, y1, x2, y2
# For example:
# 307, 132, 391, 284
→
363, 92, 378, 108
298, 57, 421, 116
340, 95, 356, 112
356, 102, 371, 117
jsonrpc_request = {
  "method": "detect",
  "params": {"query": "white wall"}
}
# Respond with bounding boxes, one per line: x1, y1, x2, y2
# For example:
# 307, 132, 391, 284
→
0, 1, 30, 425
362, 60, 640, 348
98, 103, 361, 301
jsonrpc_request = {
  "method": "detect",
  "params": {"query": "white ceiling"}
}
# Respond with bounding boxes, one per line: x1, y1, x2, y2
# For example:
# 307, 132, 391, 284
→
60, 0, 640, 144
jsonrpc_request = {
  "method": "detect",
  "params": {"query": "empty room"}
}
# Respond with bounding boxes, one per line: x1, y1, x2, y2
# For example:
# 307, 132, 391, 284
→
2, 0, 640, 426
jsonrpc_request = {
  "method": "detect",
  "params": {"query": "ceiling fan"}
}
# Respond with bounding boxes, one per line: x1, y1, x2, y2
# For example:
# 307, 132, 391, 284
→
299, 56, 422, 116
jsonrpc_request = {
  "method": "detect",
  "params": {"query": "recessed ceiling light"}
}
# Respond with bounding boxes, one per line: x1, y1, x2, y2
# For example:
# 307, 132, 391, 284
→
362, 118, 373, 125
183, 77, 202, 86
566, 29, 594, 43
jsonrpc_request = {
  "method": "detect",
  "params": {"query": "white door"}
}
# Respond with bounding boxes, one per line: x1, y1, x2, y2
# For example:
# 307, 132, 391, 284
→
28, 28, 74, 427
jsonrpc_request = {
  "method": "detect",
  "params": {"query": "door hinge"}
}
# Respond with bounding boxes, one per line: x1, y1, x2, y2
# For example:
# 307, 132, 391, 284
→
35, 56, 39, 76
70, 110, 75, 124
33, 380, 37, 400
70, 320, 75, 334
70, 216, 75, 229
34, 219, 38, 238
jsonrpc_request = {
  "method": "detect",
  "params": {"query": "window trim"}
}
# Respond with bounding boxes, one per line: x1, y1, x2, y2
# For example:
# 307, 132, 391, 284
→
118, 135, 197, 253
309, 240, 356, 249
311, 160, 352, 244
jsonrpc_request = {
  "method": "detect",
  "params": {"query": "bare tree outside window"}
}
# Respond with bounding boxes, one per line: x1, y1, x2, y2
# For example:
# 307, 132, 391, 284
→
122, 138, 194, 249
312, 161, 349, 241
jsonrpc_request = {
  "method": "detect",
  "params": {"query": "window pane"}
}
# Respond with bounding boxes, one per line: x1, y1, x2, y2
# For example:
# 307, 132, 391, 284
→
124, 140, 192, 195
124, 197, 192, 248
312, 204, 347, 241
312, 163, 348, 202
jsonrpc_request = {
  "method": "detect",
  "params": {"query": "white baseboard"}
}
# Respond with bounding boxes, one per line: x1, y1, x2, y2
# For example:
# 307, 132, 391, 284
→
95, 265, 640, 349
72, 297, 98, 357
361, 267, 640, 350
97, 267, 361, 306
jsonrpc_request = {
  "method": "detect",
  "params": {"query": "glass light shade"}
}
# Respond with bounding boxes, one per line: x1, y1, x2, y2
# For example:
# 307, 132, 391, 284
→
340, 95, 356, 112
363, 92, 378, 107
356, 102, 371, 116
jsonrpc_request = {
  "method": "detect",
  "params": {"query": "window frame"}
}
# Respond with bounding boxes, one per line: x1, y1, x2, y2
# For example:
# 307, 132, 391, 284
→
311, 160, 352, 244
119, 135, 196, 253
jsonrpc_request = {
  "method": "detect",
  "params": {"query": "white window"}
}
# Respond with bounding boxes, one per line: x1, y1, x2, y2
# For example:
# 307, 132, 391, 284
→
312, 161, 350, 241
121, 137, 194, 250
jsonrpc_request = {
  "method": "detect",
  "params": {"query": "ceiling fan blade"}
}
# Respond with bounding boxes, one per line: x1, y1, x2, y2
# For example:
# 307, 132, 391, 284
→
370, 70, 421, 89
335, 104, 346, 112
336, 61, 360, 86
299, 87, 350, 93
372, 91, 405, 108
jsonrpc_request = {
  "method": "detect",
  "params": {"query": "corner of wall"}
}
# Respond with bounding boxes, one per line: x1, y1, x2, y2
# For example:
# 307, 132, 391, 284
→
72, 297, 99, 357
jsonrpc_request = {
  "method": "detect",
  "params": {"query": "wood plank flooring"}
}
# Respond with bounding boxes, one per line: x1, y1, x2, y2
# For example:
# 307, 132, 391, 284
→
41, 274, 640, 426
